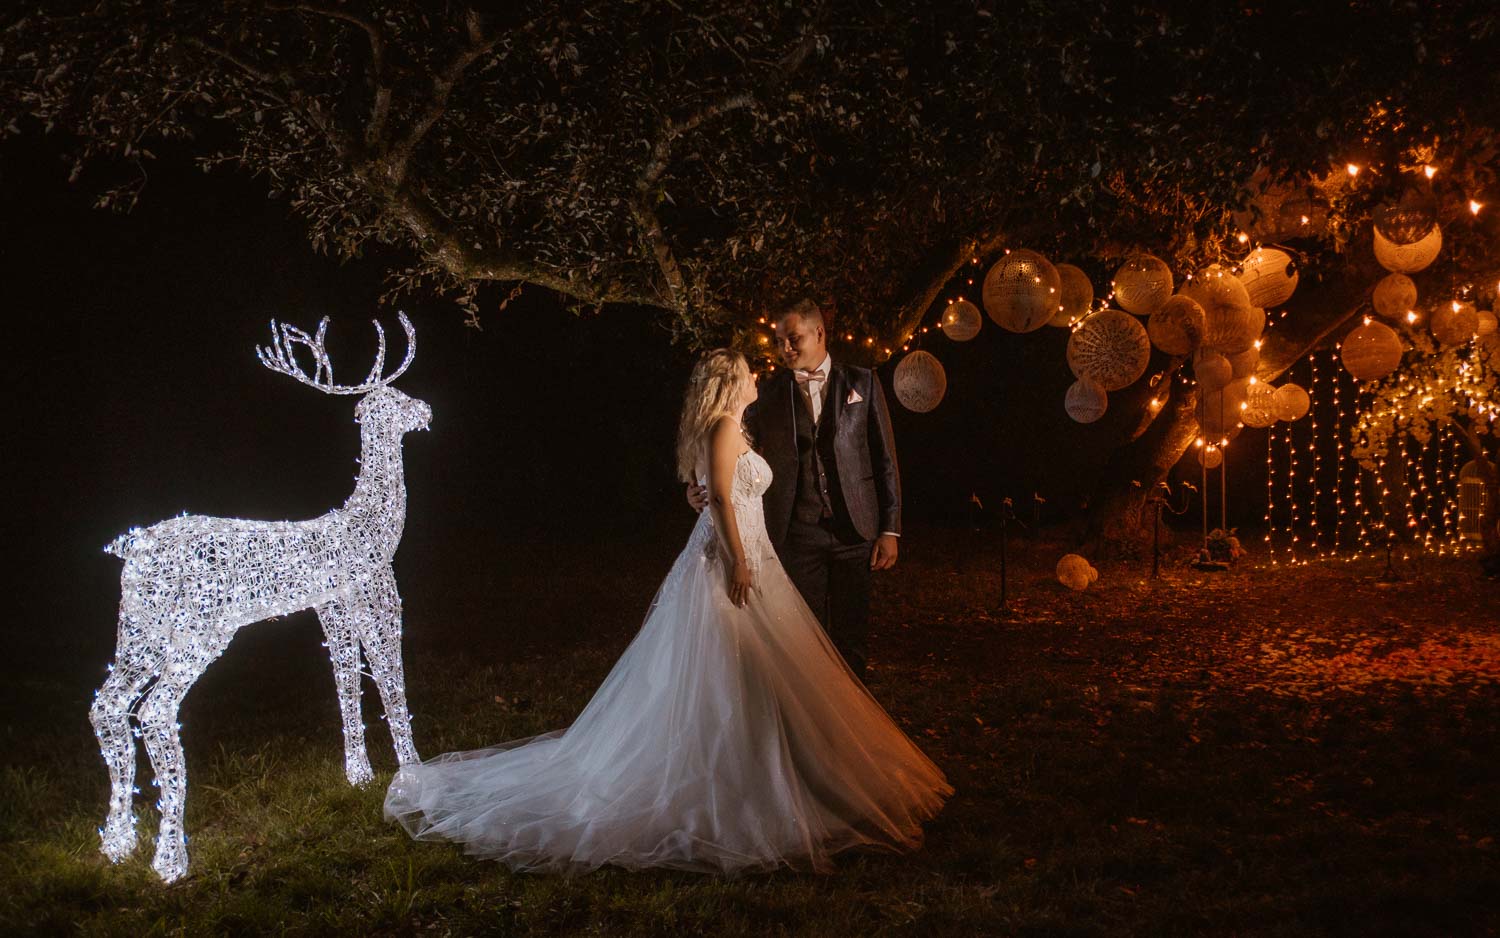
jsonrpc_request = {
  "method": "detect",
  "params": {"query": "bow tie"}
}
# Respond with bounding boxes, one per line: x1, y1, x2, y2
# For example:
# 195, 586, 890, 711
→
793, 369, 826, 386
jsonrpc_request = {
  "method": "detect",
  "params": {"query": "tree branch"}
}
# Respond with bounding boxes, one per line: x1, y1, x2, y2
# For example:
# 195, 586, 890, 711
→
267, 3, 393, 147
386, 10, 498, 187
887, 224, 1008, 347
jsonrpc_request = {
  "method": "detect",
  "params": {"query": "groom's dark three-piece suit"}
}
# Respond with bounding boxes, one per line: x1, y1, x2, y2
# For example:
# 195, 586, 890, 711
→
745, 358, 901, 679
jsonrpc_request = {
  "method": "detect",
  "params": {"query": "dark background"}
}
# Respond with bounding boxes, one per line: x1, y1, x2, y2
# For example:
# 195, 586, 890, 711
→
2, 138, 1266, 661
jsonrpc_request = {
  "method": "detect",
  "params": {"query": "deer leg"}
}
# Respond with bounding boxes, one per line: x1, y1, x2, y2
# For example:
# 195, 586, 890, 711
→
138, 640, 220, 884
358, 566, 420, 768
89, 635, 166, 862
316, 599, 374, 786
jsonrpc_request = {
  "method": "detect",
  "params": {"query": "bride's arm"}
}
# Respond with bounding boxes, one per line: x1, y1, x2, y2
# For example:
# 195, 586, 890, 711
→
707, 416, 754, 607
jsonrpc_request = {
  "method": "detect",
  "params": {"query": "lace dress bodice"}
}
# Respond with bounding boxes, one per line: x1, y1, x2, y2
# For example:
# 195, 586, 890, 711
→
688, 449, 774, 574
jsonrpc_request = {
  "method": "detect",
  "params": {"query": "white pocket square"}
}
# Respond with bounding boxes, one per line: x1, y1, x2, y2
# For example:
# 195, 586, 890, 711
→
846, 388, 863, 405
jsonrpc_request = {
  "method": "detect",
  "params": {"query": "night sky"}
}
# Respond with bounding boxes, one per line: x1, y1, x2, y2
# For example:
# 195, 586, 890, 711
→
3, 136, 1269, 658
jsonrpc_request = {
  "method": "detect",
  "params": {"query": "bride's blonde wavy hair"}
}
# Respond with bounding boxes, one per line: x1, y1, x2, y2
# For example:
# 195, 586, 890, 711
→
676, 349, 752, 482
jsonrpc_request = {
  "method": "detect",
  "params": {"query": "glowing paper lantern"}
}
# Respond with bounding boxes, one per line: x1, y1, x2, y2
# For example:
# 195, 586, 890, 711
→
92, 314, 429, 883
940, 299, 982, 341
1372, 273, 1418, 321
893, 350, 947, 412
1373, 225, 1442, 274
1478, 309, 1498, 337
1199, 445, 1223, 469
1056, 553, 1095, 591
1341, 320, 1404, 381
1066, 309, 1151, 391
1432, 301, 1479, 346
1193, 348, 1234, 391
1064, 377, 1108, 424
1273, 383, 1311, 422
1051, 263, 1094, 327
983, 249, 1061, 333
1237, 248, 1299, 308
1183, 266, 1262, 353
1147, 294, 1206, 355
1113, 254, 1174, 317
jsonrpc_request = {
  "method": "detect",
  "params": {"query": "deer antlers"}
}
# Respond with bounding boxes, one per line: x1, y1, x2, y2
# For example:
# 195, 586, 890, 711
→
258, 312, 416, 394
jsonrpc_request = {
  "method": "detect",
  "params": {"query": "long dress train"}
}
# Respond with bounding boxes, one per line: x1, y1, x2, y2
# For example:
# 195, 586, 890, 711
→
384, 449, 951, 873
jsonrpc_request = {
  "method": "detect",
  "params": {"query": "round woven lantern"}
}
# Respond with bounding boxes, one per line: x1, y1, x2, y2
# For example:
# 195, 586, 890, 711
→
1056, 553, 1094, 591
940, 299, 982, 341
1478, 309, 1498, 337
1237, 248, 1299, 308
1064, 378, 1108, 424
983, 249, 1061, 333
1147, 294, 1206, 355
1051, 263, 1094, 327
1374, 195, 1438, 246
1184, 267, 1261, 353
1372, 273, 1418, 320
1340, 320, 1404, 381
892, 350, 947, 413
1374, 225, 1442, 274
1066, 309, 1151, 391
1198, 445, 1224, 469
1113, 254, 1174, 317
1273, 383, 1310, 422
1228, 346, 1260, 379
1431, 301, 1480, 346
1193, 348, 1234, 391
1239, 380, 1278, 427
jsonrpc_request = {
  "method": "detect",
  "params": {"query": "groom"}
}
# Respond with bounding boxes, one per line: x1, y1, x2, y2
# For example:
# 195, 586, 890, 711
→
692, 299, 901, 679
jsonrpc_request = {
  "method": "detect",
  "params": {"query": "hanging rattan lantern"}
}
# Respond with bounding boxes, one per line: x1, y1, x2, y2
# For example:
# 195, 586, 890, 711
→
1273, 383, 1310, 422
1239, 380, 1278, 427
1147, 294, 1206, 356
892, 350, 947, 413
1051, 263, 1094, 328
1113, 254, 1174, 317
1066, 309, 1151, 391
1373, 225, 1442, 274
1340, 320, 1404, 381
1193, 348, 1234, 391
1237, 248, 1299, 308
1432, 301, 1480, 346
983, 249, 1061, 333
1372, 273, 1418, 321
1064, 378, 1109, 424
1184, 266, 1262, 353
940, 299, 983, 341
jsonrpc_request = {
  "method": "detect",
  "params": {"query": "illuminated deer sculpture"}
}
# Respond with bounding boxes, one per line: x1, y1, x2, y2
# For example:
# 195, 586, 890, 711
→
90, 313, 430, 882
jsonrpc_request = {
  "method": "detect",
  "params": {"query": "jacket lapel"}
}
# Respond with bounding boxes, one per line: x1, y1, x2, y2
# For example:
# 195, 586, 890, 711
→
819, 363, 845, 438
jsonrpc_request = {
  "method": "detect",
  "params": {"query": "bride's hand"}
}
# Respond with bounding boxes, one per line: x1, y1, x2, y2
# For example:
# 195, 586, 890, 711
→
727, 556, 754, 608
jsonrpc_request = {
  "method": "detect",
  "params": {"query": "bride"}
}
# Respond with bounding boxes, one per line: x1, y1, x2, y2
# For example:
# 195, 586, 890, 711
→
385, 349, 952, 873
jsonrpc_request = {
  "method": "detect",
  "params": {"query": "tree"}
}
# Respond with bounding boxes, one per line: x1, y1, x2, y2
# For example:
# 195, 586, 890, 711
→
1352, 324, 1499, 560
6, 1, 1500, 550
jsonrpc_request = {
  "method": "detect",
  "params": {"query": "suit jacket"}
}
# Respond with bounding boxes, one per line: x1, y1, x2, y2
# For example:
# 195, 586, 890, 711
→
745, 360, 902, 550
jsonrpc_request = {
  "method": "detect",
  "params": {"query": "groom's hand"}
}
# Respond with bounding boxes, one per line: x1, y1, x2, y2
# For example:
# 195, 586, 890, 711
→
870, 534, 899, 571
686, 482, 710, 512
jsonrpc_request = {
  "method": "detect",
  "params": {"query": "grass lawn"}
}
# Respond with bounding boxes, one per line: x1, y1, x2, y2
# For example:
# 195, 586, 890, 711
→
3, 526, 1498, 936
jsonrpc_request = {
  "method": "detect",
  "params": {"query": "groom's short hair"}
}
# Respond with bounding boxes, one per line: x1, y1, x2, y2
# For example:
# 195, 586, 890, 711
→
776, 298, 824, 328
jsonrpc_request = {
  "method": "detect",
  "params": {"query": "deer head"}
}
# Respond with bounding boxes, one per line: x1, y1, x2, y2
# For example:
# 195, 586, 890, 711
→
258, 312, 431, 433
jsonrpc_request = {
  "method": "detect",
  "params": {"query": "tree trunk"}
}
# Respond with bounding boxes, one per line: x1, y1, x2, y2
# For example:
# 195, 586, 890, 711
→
1083, 379, 1200, 557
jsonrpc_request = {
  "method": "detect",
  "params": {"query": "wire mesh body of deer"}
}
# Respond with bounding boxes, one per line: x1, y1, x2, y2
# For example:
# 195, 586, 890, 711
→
89, 313, 430, 883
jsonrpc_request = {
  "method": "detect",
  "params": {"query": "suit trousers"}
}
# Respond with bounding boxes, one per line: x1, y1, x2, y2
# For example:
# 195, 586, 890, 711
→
779, 517, 873, 680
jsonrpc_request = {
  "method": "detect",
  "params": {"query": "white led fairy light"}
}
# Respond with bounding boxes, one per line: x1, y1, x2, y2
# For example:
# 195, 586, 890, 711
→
90, 312, 430, 883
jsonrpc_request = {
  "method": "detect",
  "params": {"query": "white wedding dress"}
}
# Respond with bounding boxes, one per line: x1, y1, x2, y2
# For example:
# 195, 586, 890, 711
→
384, 449, 952, 873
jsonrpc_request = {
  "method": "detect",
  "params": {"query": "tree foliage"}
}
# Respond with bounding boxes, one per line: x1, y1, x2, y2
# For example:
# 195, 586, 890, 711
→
6, 0, 1500, 354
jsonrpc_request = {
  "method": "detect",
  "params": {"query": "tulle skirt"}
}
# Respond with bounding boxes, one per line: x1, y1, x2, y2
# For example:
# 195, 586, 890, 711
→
384, 536, 952, 874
